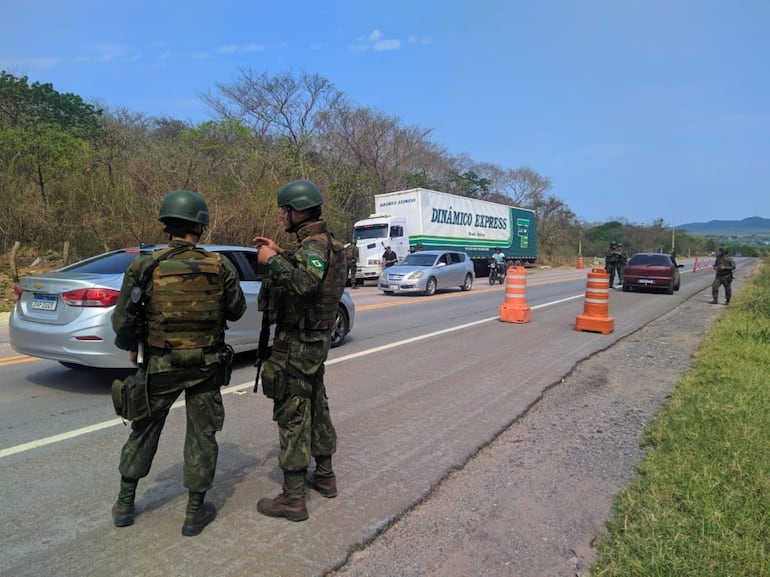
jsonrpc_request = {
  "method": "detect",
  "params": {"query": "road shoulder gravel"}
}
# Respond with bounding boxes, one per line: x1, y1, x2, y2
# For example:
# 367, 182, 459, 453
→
328, 291, 727, 577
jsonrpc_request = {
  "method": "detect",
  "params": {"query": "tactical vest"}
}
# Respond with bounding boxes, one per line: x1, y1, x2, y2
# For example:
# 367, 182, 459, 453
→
145, 247, 225, 349
283, 233, 346, 331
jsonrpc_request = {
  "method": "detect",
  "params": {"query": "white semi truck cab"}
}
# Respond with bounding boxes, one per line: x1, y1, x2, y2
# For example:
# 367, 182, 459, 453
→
352, 214, 409, 282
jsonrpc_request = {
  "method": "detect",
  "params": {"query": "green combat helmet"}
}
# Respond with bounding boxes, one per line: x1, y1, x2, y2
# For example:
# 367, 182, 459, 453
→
158, 190, 209, 226
277, 180, 324, 211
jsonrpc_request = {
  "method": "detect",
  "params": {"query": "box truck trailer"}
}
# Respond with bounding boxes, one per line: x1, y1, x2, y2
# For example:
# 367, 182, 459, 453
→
353, 188, 537, 282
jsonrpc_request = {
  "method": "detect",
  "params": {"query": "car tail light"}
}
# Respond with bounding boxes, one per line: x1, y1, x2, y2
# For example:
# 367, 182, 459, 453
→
14, 283, 22, 300
61, 288, 121, 307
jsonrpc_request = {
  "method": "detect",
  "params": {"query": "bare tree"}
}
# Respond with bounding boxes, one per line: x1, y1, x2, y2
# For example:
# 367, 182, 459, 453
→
204, 70, 346, 176
498, 167, 552, 207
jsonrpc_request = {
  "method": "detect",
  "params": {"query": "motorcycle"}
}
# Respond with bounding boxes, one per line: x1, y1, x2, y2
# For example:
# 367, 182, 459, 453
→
488, 259, 506, 285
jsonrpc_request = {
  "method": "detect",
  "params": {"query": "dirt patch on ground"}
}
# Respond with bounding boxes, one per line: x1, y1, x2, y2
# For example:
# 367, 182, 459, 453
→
327, 291, 727, 577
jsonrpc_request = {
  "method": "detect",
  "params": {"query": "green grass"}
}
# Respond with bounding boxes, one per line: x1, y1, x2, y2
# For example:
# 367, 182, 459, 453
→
591, 259, 770, 577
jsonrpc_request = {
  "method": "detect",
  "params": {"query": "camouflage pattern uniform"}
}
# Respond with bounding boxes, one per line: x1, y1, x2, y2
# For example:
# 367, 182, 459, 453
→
605, 243, 627, 287
711, 249, 736, 304
346, 243, 358, 288
259, 221, 345, 501
111, 240, 246, 492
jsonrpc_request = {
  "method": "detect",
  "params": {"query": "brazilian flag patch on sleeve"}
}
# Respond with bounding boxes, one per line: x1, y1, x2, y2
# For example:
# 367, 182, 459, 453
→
308, 255, 327, 272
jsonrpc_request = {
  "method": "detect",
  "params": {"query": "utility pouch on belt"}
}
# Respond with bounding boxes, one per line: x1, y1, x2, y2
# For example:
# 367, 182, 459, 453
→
219, 344, 235, 387
111, 372, 150, 421
260, 338, 288, 400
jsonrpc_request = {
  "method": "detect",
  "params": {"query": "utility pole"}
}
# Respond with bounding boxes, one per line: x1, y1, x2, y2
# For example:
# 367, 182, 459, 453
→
671, 219, 676, 253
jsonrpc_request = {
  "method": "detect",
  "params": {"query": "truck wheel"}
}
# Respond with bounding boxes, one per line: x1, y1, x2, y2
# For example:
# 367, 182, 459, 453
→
461, 273, 473, 291
424, 277, 437, 296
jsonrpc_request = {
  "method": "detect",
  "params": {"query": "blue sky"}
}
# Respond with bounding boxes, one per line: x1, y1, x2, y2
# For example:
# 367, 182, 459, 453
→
4, 0, 768, 226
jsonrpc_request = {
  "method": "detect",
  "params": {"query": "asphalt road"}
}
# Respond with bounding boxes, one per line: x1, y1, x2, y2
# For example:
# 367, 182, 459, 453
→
0, 259, 738, 577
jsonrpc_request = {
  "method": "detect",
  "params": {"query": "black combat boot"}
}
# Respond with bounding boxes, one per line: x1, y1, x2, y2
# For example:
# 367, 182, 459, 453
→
112, 476, 138, 527
181, 491, 217, 536
257, 470, 309, 522
308, 455, 337, 498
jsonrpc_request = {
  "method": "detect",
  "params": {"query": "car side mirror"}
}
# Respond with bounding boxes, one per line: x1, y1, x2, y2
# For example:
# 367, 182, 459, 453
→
437, 262, 446, 267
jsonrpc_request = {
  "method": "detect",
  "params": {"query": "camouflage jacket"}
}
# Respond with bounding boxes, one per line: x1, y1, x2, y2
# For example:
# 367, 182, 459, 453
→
263, 221, 346, 371
714, 254, 736, 275
605, 250, 626, 265
111, 240, 246, 356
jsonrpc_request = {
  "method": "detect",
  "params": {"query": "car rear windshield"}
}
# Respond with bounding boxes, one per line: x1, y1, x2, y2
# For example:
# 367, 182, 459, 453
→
60, 250, 147, 274
628, 254, 671, 266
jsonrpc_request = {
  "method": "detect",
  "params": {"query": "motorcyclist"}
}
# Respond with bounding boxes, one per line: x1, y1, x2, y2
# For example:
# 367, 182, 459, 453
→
491, 248, 506, 278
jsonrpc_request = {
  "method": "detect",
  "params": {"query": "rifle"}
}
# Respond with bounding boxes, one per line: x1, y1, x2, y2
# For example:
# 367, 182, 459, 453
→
254, 278, 274, 393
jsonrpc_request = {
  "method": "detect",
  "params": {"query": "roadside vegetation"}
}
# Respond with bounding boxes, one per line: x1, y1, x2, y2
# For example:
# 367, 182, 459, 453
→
0, 69, 765, 309
590, 258, 770, 576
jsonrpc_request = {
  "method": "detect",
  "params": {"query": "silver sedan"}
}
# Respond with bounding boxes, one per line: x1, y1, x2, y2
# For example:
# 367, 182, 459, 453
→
378, 250, 475, 296
9, 245, 355, 369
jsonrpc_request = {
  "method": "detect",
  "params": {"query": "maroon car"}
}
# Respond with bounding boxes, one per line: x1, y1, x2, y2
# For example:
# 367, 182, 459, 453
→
621, 252, 683, 294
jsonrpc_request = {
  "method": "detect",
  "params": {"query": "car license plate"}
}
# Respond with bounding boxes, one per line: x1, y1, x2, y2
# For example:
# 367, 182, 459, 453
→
639, 279, 654, 285
31, 294, 58, 311
389, 284, 399, 291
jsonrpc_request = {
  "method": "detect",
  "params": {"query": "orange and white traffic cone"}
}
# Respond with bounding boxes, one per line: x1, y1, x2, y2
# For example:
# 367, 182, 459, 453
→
575, 268, 614, 334
498, 265, 531, 323
576, 255, 585, 269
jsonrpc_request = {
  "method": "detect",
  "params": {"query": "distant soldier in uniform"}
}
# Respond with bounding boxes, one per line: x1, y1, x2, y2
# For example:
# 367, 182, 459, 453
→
605, 242, 626, 287
346, 242, 358, 289
110, 189, 246, 536
711, 247, 736, 304
615, 243, 627, 284
252, 180, 346, 522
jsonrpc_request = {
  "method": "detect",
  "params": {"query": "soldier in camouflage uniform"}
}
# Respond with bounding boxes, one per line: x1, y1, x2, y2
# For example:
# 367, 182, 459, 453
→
110, 190, 246, 536
346, 242, 358, 288
252, 179, 346, 522
605, 242, 627, 288
711, 247, 736, 304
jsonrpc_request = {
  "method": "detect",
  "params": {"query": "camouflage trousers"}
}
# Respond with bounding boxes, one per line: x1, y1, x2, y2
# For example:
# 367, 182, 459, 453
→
118, 364, 224, 492
272, 365, 337, 473
605, 263, 623, 286
712, 275, 732, 301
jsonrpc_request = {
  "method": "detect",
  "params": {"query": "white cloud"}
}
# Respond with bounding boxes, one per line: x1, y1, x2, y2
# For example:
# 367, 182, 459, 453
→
88, 43, 141, 63
408, 35, 432, 45
373, 39, 400, 51
350, 29, 402, 52
217, 43, 266, 55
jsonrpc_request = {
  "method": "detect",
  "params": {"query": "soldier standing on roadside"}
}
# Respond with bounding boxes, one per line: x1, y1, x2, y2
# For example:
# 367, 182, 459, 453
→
110, 190, 246, 536
711, 247, 736, 304
252, 179, 346, 522
605, 242, 620, 287
615, 243, 627, 285
346, 242, 359, 289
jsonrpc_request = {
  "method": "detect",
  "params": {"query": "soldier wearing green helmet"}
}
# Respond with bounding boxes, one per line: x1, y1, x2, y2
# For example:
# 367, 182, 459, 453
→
604, 241, 627, 288
711, 247, 736, 304
110, 189, 246, 536
252, 179, 346, 521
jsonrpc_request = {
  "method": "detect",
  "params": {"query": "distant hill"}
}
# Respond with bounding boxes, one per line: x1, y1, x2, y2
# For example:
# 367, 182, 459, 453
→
678, 216, 770, 236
